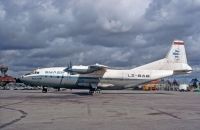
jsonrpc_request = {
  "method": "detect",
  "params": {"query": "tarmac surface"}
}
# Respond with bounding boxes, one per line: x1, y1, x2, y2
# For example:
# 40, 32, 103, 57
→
0, 89, 200, 130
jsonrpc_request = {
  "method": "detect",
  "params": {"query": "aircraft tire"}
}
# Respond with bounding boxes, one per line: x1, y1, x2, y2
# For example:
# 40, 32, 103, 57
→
42, 87, 47, 93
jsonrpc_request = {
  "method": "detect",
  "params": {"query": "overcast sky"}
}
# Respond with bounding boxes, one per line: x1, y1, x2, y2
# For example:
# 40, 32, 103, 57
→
0, 0, 200, 77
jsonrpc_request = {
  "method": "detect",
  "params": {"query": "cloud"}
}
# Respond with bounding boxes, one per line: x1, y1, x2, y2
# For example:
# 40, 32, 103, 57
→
0, 0, 200, 77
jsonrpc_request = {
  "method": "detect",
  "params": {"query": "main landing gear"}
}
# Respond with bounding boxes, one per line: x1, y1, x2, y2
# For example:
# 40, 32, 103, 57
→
42, 86, 47, 93
89, 88, 101, 95
89, 83, 101, 95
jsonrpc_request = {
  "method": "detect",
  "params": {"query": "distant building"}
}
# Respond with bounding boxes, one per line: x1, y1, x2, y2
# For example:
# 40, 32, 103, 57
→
0, 65, 16, 87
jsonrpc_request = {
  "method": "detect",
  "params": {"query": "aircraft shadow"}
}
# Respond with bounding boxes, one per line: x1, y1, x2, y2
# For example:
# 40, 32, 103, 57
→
102, 92, 173, 95
20, 90, 174, 96
72, 91, 174, 96
72, 92, 92, 96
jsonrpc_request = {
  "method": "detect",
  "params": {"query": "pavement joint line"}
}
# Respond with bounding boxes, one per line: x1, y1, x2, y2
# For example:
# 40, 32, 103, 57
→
0, 106, 28, 129
149, 107, 181, 119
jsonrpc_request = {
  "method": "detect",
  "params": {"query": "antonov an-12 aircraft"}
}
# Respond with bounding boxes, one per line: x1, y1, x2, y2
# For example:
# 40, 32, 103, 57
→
20, 40, 192, 94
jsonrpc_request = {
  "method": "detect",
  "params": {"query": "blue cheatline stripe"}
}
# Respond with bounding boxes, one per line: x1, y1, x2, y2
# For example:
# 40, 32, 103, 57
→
30, 75, 151, 81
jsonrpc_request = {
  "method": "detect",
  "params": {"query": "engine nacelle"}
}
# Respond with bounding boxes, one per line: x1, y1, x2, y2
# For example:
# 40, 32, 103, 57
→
68, 65, 96, 74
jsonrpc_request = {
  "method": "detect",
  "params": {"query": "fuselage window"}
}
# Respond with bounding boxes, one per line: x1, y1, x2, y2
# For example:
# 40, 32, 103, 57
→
138, 74, 141, 77
142, 75, 145, 77
57, 76, 60, 78
146, 75, 150, 78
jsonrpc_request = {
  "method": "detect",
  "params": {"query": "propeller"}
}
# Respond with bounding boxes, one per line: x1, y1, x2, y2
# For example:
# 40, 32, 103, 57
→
64, 60, 73, 74
69, 60, 72, 70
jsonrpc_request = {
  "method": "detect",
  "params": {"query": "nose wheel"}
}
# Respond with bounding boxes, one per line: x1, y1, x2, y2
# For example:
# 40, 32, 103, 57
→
42, 87, 47, 93
57, 87, 60, 91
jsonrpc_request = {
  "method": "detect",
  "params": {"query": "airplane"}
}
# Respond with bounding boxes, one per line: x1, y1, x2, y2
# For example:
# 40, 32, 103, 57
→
19, 40, 192, 94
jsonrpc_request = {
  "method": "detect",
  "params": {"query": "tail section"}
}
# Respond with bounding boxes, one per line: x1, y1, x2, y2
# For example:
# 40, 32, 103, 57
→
135, 40, 192, 74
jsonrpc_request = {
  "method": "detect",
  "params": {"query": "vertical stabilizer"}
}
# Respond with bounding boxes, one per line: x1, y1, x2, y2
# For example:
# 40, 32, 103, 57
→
166, 40, 187, 64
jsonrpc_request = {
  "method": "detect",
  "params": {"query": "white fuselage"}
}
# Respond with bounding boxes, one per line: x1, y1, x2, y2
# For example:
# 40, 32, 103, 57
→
20, 67, 174, 89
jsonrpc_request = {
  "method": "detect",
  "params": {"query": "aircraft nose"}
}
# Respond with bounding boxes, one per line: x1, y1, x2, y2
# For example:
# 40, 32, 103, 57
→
14, 75, 23, 83
16, 77, 23, 83
17, 75, 26, 83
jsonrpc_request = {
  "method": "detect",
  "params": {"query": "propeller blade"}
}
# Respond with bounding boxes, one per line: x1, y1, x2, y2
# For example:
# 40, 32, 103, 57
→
64, 60, 73, 74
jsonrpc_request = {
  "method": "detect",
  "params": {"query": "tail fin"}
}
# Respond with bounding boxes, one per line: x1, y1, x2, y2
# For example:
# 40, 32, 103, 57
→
166, 40, 187, 64
135, 40, 192, 74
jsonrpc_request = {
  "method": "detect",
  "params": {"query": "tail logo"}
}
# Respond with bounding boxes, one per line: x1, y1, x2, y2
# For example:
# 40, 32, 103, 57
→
173, 50, 180, 61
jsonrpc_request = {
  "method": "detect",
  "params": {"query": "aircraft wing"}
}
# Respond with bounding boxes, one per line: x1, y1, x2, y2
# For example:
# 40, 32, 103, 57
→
65, 63, 108, 74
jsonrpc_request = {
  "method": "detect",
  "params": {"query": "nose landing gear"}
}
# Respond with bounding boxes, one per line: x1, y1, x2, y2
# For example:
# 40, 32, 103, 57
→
42, 86, 47, 93
57, 87, 60, 91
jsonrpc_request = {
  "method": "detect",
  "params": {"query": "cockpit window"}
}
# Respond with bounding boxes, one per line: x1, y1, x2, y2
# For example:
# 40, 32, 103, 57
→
24, 73, 31, 76
24, 70, 39, 75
